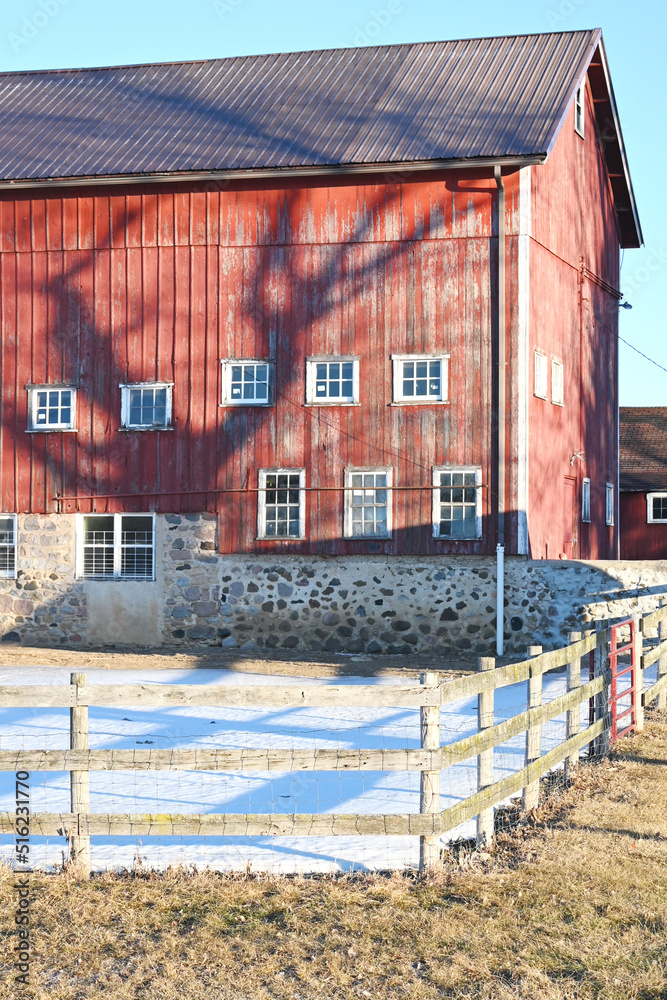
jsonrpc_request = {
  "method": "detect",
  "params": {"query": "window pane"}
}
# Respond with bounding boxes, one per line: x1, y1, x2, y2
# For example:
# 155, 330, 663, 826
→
126, 386, 169, 427
400, 359, 441, 399
435, 470, 479, 539
32, 387, 75, 428
346, 471, 389, 537
120, 515, 154, 579
0, 516, 15, 575
311, 360, 355, 401
82, 515, 114, 579
261, 472, 302, 538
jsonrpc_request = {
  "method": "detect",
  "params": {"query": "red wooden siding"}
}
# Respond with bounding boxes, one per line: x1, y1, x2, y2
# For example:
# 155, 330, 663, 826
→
620, 493, 667, 560
0, 171, 504, 556
526, 75, 620, 560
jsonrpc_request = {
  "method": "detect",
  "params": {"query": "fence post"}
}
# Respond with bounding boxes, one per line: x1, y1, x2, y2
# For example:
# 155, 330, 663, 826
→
70, 672, 90, 873
419, 671, 440, 872
634, 614, 644, 732
522, 646, 543, 812
659, 598, 667, 712
476, 657, 495, 849
594, 620, 610, 757
566, 632, 582, 782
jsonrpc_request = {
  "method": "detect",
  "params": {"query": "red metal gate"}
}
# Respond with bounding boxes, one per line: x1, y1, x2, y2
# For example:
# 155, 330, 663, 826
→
609, 619, 638, 743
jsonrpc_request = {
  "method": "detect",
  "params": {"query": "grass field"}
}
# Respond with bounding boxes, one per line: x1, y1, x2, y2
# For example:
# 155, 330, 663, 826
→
1, 714, 666, 1000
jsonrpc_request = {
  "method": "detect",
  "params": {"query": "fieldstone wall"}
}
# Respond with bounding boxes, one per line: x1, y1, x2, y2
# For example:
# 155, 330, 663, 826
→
0, 515, 85, 645
3, 512, 667, 653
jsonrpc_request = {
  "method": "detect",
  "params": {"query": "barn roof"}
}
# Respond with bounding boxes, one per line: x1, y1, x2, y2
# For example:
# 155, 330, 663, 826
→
620, 409, 667, 491
0, 29, 641, 246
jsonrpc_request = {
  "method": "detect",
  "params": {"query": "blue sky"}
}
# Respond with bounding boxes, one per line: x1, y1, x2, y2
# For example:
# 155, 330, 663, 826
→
2, 0, 664, 405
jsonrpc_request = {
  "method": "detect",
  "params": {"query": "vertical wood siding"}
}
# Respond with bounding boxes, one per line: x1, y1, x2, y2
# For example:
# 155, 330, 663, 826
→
620, 493, 667, 559
527, 76, 620, 560
0, 148, 619, 558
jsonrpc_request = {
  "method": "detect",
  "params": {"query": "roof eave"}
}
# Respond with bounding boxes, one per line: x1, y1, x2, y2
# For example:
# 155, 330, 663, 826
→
588, 39, 643, 249
541, 31, 642, 250
0, 153, 547, 192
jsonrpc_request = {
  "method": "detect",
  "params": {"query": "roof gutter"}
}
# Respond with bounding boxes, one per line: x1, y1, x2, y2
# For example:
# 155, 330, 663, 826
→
495, 164, 506, 658
0, 154, 546, 192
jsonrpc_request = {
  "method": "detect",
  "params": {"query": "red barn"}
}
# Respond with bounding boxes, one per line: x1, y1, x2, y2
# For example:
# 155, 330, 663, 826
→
620, 408, 667, 559
0, 30, 642, 653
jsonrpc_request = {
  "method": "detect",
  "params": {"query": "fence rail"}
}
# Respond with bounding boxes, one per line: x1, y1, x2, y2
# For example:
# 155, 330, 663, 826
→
2, 600, 667, 872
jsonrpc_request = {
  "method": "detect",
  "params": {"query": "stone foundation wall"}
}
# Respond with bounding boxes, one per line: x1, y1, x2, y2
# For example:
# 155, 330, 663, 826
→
2, 513, 667, 653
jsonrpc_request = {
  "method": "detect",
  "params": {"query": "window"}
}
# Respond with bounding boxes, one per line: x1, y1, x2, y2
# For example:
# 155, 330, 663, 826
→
534, 352, 547, 399
0, 515, 17, 578
220, 360, 272, 406
344, 468, 392, 538
647, 493, 667, 523
552, 360, 564, 406
77, 513, 155, 580
392, 355, 449, 403
120, 383, 172, 429
306, 358, 359, 405
258, 470, 305, 539
28, 386, 76, 431
606, 483, 614, 526
432, 468, 482, 539
575, 83, 585, 138
582, 478, 591, 523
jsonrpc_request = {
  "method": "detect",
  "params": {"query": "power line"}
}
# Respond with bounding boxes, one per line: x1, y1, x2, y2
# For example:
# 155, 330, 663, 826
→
618, 334, 667, 376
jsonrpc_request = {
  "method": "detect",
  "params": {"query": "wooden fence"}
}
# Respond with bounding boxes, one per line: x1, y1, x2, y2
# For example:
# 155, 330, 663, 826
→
1, 603, 666, 873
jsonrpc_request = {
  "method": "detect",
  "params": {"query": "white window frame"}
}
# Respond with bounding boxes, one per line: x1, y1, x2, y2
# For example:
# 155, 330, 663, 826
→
343, 467, 393, 539
305, 357, 359, 405
574, 82, 585, 138
257, 469, 306, 540
606, 483, 614, 527
534, 351, 547, 399
75, 512, 156, 580
551, 360, 564, 406
646, 493, 667, 523
120, 382, 173, 430
391, 354, 449, 404
582, 478, 591, 523
432, 466, 483, 540
27, 385, 77, 432
220, 359, 273, 406
0, 514, 17, 579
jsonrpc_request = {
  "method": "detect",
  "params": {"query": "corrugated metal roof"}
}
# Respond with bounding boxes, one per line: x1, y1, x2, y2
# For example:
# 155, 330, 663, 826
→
620, 408, 667, 491
0, 31, 600, 181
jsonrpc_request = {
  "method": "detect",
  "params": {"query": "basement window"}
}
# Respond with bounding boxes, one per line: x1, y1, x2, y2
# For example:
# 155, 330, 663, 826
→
392, 355, 449, 403
0, 515, 17, 578
77, 513, 156, 580
582, 478, 591, 523
432, 467, 482, 539
220, 360, 273, 406
647, 493, 667, 523
28, 386, 76, 431
344, 468, 392, 538
575, 83, 585, 138
306, 358, 359, 405
120, 383, 173, 430
258, 470, 306, 539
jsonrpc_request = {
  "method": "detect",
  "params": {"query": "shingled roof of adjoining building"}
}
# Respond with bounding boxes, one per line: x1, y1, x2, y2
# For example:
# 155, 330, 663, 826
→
620, 408, 667, 491
0, 30, 642, 246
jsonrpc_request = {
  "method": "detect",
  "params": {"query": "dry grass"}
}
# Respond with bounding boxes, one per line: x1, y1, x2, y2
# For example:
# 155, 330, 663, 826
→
1, 715, 666, 1000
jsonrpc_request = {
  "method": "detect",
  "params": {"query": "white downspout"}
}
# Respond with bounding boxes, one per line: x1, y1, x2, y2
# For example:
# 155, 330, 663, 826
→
495, 165, 506, 658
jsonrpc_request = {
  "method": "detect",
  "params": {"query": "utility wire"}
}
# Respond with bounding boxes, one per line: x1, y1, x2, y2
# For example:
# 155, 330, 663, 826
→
618, 334, 667, 376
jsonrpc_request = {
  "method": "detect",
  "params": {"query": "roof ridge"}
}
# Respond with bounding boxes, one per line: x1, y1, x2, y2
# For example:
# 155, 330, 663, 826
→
0, 29, 599, 79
